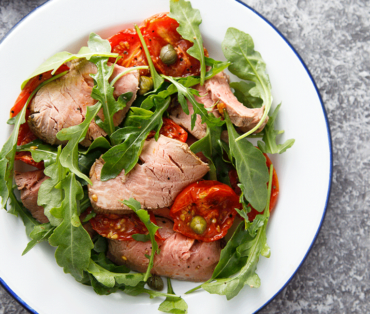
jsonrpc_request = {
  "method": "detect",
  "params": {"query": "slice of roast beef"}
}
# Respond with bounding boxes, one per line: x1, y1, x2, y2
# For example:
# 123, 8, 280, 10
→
15, 170, 49, 223
28, 59, 140, 147
15, 170, 96, 237
169, 71, 267, 139
107, 218, 222, 282
88, 135, 209, 214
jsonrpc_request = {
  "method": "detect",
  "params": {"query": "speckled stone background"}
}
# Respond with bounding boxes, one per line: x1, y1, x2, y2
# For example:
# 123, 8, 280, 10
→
0, 0, 369, 313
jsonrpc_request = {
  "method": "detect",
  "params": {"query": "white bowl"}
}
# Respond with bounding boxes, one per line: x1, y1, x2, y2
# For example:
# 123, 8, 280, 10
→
0, 0, 332, 313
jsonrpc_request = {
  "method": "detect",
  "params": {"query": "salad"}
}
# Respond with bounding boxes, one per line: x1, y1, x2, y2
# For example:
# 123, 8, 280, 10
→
0, 0, 295, 312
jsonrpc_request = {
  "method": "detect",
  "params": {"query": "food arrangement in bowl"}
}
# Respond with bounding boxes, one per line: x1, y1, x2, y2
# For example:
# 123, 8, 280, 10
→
0, 0, 294, 312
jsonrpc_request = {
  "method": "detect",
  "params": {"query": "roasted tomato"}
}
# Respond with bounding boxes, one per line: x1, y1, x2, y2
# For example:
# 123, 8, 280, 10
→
147, 117, 188, 142
89, 211, 159, 241
229, 154, 279, 221
109, 13, 206, 77
170, 181, 240, 242
11, 64, 69, 168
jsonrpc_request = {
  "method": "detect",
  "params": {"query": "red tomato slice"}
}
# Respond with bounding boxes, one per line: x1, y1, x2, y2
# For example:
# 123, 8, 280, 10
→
147, 117, 188, 142
170, 181, 240, 242
109, 13, 207, 77
89, 211, 160, 241
229, 154, 279, 221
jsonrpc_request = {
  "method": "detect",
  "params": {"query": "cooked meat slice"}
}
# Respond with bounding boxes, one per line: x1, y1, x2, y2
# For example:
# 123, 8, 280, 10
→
169, 71, 267, 139
107, 218, 221, 282
88, 135, 209, 214
151, 208, 172, 220
15, 170, 49, 223
28, 59, 139, 147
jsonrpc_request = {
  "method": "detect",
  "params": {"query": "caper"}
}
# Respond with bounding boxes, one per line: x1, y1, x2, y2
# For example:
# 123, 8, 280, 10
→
190, 216, 207, 235
139, 76, 154, 95
147, 275, 164, 291
159, 44, 178, 65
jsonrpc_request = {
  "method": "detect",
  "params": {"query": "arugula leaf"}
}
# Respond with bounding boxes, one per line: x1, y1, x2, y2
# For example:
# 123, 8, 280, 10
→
0, 71, 67, 208
93, 236, 107, 253
135, 25, 164, 91
7, 190, 40, 236
88, 273, 120, 295
21, 33, 118, 89
78, 137, 111, 155
22, 223, 55, 255
17, 139, 58, 167
257, 104, 295, 154
132, 234, 151, 242
222, 27, 272, 140
49, 173, 93, 281
202, 166, 273, 300
87, 259, 144, 288
169, 0, 206, 85
122, 198, 160, 281
159, 278, 188, 314
100, 97, 170, 181
123, 281, 180, 299
230, 81, 263, 109
37, 146, 67, 226
91, 251, 130, 273
56, 102, 102, 184
225, 110, 268, 211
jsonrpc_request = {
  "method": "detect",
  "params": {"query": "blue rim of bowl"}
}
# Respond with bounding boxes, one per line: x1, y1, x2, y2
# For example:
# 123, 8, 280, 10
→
0, 1, 333, 313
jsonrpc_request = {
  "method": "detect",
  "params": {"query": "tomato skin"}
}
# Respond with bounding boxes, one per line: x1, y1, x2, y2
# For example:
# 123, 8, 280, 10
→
11, 65, 69, 169
170, 181, 240, 242
147, 118, 188, 142
109, 13, 206, 77
90, 211, 160, 241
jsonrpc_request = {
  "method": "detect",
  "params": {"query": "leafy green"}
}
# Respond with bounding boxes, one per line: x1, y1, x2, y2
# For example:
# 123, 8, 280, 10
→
230, 81, 263, 109
93, 237, 108, 253
22, 223, 55, 255
56, 102, 102, 184
169, 0, 206, 85
17, 139, 58, 167
122, 198, 160, 281
135, 25, 164, 91
222, 27, 272, 140
159, 278, 188, 314
0, 71, 68, 209
257, 104, 295, 154
100, 97, 170, 181
202, 166, 273, 300
48, 173, 93, 281
123, 281, 180, 299
21, 33, 118, 89
91, 251, 130, 273
78, 137, 111, 155
225, 110, 268, 211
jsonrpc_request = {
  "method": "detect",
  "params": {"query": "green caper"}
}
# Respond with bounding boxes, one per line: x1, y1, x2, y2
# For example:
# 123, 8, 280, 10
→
190, 216, 207, 235
159, 44, 178, 65
139, 76, 154, 95
147, 275, 164, 291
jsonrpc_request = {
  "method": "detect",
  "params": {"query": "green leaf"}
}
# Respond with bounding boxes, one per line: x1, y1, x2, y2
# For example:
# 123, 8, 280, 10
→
100, 97, 170, 181
225, 110, 268, 211
56, 102, 102, 184
134, 25, 164, 91
132, 233, 151, 242
159, 278, 188, 314
230, 81, 263, 109
222, 27, 272, 139
22, 223, 55, 255
93, 236, 108, 253
37, 146, 67, 226
257, 104, 295, 154
91, 251, 130, 273
0, 71, 67, 208
48, 173, 93, 281
123, 198, 160, 282
17, 139, 58, 167
87, 259, 144, 288
78, 137, 112, 155
123, 281, 181, 299
7, 190, 39, 236
21, 33, 117, 89
169, 0, 206, 85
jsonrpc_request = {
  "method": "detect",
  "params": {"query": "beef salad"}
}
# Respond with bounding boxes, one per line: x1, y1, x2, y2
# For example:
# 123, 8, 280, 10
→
0, 0, 295, 312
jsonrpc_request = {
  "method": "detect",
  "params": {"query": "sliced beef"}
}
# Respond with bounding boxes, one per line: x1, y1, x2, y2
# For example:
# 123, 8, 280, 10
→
15, 170, 49, 223
107, 218, 221, 282
88, 135, 209, 214
28, 59, 140, 147
15, 170, 96, 237
169, 71, 267, 139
